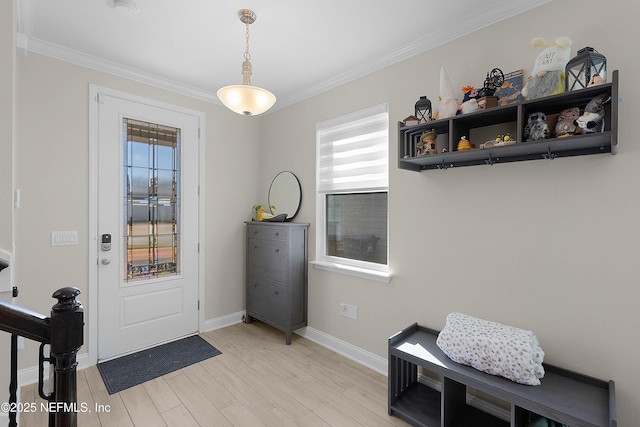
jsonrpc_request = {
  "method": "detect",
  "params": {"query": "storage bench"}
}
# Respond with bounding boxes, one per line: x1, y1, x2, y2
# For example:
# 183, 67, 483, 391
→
388, 323, 616, 427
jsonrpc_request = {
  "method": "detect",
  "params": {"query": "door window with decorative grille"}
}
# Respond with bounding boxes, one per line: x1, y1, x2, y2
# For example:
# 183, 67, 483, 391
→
123, 118, 180, 281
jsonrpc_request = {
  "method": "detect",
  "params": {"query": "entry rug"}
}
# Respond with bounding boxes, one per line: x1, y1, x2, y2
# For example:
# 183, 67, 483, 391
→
97, 335, 221, 394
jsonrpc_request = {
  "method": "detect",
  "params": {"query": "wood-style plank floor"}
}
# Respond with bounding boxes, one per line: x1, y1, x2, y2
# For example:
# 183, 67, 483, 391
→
18, 321, 410, 426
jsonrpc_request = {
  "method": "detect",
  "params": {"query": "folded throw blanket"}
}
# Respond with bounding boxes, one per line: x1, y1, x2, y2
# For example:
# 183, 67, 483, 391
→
436, 312, 545, 385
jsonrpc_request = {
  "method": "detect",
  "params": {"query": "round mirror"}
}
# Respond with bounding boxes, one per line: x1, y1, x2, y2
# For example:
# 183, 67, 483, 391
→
268, 171, 302, 221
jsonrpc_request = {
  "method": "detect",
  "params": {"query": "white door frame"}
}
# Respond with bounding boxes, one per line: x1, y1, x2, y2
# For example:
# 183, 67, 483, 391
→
88, 84, 206, 366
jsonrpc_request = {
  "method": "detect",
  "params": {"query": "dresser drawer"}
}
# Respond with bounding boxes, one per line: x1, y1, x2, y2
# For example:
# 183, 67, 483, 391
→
247, 238, 288, 282
247, 225, 287, 240
247, 275, 287, 325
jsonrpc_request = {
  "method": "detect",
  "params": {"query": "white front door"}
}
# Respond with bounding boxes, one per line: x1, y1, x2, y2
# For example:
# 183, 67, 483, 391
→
95, 91, 201, 360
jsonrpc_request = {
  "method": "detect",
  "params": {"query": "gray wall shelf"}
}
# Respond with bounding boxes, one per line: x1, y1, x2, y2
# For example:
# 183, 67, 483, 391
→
399, 70, 619, 171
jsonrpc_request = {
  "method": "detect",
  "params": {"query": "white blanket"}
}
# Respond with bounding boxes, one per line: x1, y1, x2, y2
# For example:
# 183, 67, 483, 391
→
436, 312, 545, 385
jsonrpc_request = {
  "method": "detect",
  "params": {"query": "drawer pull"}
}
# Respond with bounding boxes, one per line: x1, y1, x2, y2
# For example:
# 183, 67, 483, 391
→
274, 248, 279, 253
274, 291, 279, 295
253, 283, 258, 288
275, 232, 279, 236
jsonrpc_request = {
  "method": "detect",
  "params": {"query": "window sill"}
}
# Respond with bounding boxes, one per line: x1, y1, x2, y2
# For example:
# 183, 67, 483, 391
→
310, 261, 392, 284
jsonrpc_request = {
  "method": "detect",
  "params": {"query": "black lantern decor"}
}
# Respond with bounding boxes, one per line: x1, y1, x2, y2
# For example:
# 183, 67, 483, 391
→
565, 47, 607, 91
415, 96, 432, 123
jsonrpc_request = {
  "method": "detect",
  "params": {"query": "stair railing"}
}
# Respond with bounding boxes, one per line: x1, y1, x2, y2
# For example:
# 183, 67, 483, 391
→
0, 287, 83, 427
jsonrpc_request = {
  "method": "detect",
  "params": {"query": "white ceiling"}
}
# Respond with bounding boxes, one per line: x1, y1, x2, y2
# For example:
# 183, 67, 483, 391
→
18, 0, 551, 112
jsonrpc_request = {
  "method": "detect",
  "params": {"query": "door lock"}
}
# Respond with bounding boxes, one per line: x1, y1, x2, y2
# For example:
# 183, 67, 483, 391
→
101, 234, 112, 251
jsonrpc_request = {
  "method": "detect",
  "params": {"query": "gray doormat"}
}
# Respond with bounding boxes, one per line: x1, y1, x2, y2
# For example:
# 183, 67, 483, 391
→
97, 335, 221, 394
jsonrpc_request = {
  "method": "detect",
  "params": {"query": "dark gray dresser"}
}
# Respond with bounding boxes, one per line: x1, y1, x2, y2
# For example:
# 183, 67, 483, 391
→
244, 221, 309, 344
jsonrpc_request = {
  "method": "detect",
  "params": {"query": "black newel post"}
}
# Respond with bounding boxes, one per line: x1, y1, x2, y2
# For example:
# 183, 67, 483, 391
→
9, 334, 17, 427
50, 287, 83, 427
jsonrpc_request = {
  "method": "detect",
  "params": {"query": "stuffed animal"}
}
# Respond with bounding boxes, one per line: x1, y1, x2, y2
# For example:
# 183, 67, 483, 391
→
554, 107, 581, 138
457, 86, 481, 115
521, 37, 572, 100
588, 73, 605, 87
523, 112, 551, 141
434, 67, 459, 120
574, 93, 609, 133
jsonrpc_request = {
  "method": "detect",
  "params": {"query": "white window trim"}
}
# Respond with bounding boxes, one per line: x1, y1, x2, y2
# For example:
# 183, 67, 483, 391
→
311, 260, 392, 283
313, 103, 392, 283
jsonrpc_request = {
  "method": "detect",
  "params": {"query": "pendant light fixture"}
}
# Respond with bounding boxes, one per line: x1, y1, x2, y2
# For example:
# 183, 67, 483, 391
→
217, 9, 276, 116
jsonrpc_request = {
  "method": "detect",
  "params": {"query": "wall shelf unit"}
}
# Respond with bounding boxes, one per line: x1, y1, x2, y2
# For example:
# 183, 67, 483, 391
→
398, 70, 619, 171
388, 323, 616, 427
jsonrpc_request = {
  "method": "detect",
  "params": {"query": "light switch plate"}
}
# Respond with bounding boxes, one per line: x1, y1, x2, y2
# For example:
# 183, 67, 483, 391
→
51, 231, 78, 246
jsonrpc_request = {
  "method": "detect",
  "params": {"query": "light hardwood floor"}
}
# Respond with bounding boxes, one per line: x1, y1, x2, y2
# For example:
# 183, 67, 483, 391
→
19, 321, 410, 426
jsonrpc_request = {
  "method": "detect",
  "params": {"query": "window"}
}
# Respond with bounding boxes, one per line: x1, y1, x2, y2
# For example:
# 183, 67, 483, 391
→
123, 118, 180, 281
314, 103, 390, 282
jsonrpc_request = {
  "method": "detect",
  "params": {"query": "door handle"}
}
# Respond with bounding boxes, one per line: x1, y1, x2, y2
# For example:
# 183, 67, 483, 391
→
101, 258, 111, 265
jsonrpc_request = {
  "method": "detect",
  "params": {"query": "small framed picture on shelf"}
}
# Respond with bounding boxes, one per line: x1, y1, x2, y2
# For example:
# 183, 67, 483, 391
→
495, 69, 524, 106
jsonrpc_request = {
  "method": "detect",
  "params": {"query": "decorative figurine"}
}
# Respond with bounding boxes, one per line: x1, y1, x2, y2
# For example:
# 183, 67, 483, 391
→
588, 74, 605, 87
457, 86, 481, 115
457, 136, 472, 151
480, 133, 515, 149
479, 68, 505, 98
477, 68, 504, 109
522, 37, 572, 100
417, 129, 438, 156
523, 112, 551, 141
574, 93, 609, 133
403, 115, 420, 126
434, 67, 459, 120
554, 107, 581, 138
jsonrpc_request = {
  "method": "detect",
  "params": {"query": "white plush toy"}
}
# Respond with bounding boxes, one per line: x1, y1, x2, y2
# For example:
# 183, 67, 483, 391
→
575, 93, 609, 133
521, 37, 572, 100
434, 66, 459, 120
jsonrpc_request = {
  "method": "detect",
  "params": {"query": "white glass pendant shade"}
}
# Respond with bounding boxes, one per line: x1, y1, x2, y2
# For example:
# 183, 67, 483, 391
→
217, 9, 276, 116
217, 84, 276, 116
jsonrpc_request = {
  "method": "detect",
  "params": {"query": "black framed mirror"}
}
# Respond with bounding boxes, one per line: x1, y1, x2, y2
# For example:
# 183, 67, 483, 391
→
268, 171, 302, 221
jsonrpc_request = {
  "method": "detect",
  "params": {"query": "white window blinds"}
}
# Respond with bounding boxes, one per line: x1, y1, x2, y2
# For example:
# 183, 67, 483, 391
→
317, 103, 389, 194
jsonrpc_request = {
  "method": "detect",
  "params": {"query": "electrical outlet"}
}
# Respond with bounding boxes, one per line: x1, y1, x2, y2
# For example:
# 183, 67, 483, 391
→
340, 303, 358, 319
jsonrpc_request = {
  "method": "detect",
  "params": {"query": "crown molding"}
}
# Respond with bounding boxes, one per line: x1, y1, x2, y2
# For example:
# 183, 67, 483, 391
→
275, 0, 553, 109
19, 0, 552, 112
27, 38, 222, 105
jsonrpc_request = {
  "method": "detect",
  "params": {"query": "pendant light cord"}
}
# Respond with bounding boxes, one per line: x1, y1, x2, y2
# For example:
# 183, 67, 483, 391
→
244, 21, 251, 62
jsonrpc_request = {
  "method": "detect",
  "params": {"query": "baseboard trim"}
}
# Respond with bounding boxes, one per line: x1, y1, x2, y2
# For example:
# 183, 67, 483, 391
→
296, 327, 509, 422
295, 326, 387, 375
202, 311, 245, 332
